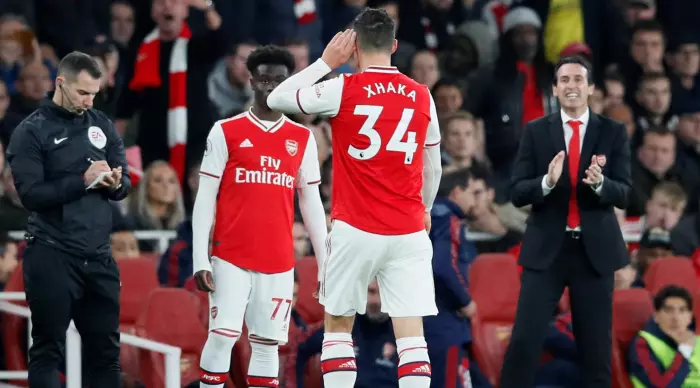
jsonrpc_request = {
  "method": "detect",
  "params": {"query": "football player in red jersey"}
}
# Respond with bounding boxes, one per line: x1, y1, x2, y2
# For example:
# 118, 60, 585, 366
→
193, 46, 328, 388
267, 9, 442, 388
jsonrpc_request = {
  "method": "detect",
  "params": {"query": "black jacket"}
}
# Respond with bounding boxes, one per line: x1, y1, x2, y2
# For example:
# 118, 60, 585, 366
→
511, 112, 632, 274
6, 100, 130, 258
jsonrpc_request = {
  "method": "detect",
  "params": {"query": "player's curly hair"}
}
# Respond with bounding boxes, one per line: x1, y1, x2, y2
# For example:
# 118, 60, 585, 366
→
246, 45, 296, 75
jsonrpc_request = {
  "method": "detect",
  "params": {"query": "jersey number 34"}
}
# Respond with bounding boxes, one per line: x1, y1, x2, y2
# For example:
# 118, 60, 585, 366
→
349, 105, 418, 165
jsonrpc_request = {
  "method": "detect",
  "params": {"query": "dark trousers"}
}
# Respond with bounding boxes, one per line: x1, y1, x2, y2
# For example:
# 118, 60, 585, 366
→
500, 233, 614, 388
23, 240, 121, 388
429, 344, 492, 388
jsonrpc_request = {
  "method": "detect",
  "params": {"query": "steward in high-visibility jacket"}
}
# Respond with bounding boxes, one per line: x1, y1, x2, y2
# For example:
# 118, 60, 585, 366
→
628, 319, 700, 388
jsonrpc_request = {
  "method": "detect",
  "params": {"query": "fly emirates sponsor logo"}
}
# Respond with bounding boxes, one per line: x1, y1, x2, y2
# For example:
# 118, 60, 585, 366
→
235, 156, 295, 188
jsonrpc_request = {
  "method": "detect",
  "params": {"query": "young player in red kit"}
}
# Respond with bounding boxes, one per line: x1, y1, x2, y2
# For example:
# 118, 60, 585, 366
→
192, 46, 328, 388
267, 9, 443, 388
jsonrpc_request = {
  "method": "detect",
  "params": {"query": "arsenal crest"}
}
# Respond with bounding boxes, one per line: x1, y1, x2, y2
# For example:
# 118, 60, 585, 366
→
285, 139, 298, 156
211, 306, 218, 319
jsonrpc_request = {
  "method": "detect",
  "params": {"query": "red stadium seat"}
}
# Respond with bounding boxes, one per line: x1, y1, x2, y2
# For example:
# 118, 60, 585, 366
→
184, 276, 210, 327
468, 253, 520, 386
1, 263, 28, 387
295, 257, 324, 325
136, 288, 216, 387
611, 288, 653, 388
118, 258, 159, 384
643, 257, 698, 296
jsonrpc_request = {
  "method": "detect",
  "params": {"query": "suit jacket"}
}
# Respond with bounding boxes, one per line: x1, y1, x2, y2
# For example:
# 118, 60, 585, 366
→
511, 112, 632, 275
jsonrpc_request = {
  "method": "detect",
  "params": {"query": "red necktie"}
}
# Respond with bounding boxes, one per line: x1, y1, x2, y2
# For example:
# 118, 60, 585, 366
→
567, 120, 582, 229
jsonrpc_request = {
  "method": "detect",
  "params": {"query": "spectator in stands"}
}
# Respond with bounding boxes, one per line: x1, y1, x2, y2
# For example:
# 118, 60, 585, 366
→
110, 228, 140, 260
319, 157, 332, 210
628, 285, 699, 387
603, 103, 636, 139
0, 79, 21, 148
639, 181, 687, 232
293, 221, 311, 260
426, 167, 492, 387
674, 100, 700, 212
602, 71, 626, 109
466, 7, 556, 174
439, 20, 496, 90
409, 50, 440, 90
0, 14, 56, 95
441, 111, 478, 170
432, 79, 464, 119
8, 61, 52, 119
116, 0, 226, 188
633, 227, 675, 286
157, 217, 191, 287
667, 36, 700, 112
623, 20, 666, 100
207, 41, 256, 119
293, 281, 398, 388
396, 0, 466, 52
0, 232, 18, 290
84, 42, 121, 119
0, 166, 28, 231
109, 1, 135, 69
283, 38, 310, 75
127, 160, 185, 234
467, 163, 524, 251
634, 73, 675, 133
628, 128, 682, 216
589, 88, 605, 115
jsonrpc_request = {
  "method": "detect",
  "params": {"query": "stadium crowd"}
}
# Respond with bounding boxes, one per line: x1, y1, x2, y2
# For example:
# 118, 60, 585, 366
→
0, 0, 699, 386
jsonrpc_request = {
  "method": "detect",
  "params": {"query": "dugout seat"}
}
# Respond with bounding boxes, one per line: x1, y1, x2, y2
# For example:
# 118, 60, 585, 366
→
295, 257, 324, 325
136, 288, 222, 387
2, 263, 28, 387
611, 288, 653, 388
468, 253, 520, 386
118, 258, 159, 384
643, 257, 698, 295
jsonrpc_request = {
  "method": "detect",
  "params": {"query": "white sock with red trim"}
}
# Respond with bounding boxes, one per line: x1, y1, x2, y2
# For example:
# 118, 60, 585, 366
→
397, 336, 431, 388
199, 329, 240, 387
247, 337, 280, 387
320, 332, 356, 388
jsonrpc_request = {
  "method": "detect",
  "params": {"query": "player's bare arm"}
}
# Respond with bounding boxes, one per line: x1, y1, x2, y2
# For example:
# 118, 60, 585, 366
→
266, 31, 355, 116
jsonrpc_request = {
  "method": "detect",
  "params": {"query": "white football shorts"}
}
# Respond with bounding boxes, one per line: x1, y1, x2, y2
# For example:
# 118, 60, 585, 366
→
319, 220, 438, 318
208, 257, 294, 344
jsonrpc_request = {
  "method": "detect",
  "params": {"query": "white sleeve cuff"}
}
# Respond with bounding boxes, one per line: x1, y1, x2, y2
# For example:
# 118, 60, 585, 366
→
542, 175, 554, 196
593, 175, 604, 195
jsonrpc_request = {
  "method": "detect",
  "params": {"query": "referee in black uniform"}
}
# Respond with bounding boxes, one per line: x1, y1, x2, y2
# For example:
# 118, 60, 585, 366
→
6, 52, 130, 387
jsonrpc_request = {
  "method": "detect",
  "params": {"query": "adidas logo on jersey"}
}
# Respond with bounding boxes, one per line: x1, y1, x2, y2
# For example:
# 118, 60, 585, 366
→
240, 139, 253, 148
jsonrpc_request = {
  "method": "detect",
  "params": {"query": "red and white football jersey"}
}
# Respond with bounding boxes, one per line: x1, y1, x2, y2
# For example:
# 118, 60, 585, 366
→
199, 110, 321, 273
295, 66, 441, 235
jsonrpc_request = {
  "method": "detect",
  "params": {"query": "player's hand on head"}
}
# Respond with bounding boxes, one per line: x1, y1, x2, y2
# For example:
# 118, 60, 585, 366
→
321, 29, 356, 70
194, 270, 216, 292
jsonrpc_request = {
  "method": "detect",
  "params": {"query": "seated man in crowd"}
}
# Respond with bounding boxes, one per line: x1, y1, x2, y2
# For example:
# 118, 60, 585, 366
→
633, 227, 675, 287
291, 281, 396, 388
628, 285, 699, 387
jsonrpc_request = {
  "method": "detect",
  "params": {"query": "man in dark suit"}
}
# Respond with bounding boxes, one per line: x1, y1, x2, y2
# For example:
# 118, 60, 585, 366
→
500, 56, 632, 388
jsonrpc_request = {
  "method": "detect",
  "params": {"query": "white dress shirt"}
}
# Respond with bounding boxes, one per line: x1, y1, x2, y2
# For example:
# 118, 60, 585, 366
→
541, 109, 603, 231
